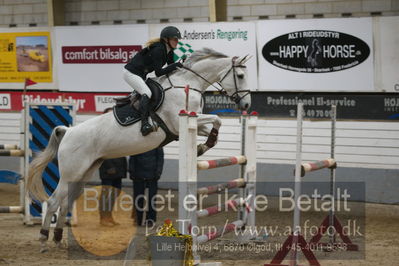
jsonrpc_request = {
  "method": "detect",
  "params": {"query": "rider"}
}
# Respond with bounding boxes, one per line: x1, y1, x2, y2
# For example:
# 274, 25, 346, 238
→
124, 26, 183, 136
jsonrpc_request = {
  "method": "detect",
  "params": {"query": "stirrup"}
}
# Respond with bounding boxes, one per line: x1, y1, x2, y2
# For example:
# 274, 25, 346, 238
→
141, 123, 153, 136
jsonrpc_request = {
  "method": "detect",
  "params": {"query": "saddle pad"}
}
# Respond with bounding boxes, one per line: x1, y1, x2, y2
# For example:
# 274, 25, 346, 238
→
113, 78, 165, 126
113, 104, 141, 126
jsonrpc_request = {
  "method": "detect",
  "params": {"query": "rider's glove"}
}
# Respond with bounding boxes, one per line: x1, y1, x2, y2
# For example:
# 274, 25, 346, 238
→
181, 54, 187, 62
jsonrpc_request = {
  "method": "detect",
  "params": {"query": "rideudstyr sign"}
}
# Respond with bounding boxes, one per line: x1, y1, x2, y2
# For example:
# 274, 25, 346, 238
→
0, 91, 127, 113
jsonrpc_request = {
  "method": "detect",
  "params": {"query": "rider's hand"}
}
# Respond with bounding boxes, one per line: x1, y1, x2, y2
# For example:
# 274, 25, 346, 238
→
181, 54, 187, 62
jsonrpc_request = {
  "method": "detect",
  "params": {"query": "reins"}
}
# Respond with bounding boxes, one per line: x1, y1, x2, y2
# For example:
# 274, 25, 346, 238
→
181, 66, 226, 95
163, 57, 250, 105
163, 75, 202, 95
163, 74, 205, 108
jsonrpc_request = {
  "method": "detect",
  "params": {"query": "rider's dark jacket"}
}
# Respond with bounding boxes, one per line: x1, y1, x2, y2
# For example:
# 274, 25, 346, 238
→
124, 41, 182, 79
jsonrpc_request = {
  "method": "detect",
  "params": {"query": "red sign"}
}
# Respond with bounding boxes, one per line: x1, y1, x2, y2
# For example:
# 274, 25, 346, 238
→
62, 45, 142, 64
0, 91, 128, 113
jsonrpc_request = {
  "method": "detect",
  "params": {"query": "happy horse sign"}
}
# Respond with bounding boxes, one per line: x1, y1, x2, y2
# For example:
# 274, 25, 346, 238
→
257, 17, 374, 92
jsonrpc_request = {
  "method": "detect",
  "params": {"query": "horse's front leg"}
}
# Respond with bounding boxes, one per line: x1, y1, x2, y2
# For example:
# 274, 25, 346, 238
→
196, 114, 221, 156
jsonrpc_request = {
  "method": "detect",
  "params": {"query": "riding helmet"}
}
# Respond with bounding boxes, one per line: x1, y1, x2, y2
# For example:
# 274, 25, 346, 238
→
160, 26, 182, 39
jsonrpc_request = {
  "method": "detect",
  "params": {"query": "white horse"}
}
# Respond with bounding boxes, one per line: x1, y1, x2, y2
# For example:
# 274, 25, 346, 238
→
27, 48, 252, 252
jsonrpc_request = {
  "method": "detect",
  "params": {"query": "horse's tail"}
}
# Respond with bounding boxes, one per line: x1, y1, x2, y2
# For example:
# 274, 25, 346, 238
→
27, 126, 68, 202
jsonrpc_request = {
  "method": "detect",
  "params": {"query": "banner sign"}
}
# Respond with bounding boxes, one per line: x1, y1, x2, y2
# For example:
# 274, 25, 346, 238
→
2, 90, 398, 120
377, 17, 399, 93
257, 18, 374, 92
0, 31, 52, 83
0, 91, 127, 113
262, 30, 370, 74
149, 22, 258, 91
54, 25, 148, 92
203, 92, 399, 121
61, 45, 141, 64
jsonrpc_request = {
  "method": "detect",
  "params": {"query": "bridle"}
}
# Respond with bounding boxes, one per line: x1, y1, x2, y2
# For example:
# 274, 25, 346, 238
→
178, 57, 250, 105
217, 56, 251, 104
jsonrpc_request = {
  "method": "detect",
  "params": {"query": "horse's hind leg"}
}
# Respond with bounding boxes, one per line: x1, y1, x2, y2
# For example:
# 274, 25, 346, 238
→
53, 195, 68, 248
40, 181, 80, 251
39, 160, 93, 252
40, 192, 63, 253
51, 180, 85, 248
51, 159, 103, 248
52, 179, 83, 248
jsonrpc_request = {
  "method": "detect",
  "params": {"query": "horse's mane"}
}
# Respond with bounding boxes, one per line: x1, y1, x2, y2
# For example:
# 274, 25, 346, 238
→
183, 48, 228, 68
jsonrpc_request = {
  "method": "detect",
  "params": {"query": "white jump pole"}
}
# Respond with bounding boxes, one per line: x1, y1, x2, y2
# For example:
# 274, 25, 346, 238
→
291, 103, 304, 265
329, 105, 337, 244
241, 113, 257, 229
178, 111, 200, 262
21, 104, 29, 223
238, 115, 246, 225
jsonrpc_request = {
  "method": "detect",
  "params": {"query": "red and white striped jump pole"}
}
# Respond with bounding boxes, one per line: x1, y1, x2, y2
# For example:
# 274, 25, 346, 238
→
300, 158, 337, 177
197, 155, 247, 170
197, 178, 246, 195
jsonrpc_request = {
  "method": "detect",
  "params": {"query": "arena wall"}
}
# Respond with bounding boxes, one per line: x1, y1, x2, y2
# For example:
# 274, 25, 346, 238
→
1, 0, 399, 27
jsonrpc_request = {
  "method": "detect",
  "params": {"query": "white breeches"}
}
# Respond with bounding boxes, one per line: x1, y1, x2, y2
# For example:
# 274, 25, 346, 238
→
123, 69, 152, 98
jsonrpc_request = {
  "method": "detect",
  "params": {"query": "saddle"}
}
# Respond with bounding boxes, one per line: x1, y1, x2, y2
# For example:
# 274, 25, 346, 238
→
113, 78, 178, 146
113, 78, 164, 126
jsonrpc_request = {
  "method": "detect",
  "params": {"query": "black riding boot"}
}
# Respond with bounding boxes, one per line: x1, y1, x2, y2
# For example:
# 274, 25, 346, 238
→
139, 94, 153, 136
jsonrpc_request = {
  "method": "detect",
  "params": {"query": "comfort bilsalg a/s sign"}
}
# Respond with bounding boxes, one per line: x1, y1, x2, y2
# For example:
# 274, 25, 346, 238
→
262, 30, 370, 73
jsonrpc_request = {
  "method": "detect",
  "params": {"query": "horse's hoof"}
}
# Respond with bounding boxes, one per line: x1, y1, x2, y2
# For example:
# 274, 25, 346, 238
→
55, 241, 66, 249
40, 239, 49, 253
40, 247, 49, 253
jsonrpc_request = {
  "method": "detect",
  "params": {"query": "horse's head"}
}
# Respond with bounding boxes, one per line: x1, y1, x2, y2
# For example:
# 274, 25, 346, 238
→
181, 48, 252, 111
217, 55, 252, 111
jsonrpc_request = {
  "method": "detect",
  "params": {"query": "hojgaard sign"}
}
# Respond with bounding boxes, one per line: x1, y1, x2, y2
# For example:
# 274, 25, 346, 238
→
262, 30, 370, 73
